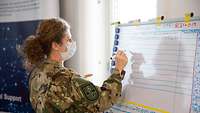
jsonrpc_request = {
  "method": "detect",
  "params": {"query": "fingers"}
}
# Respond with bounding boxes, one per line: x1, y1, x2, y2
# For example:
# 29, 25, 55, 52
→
83, 74, 93, 78
115, 50, 128, 62
117, 50, 122, 55
117, 50, 125, 56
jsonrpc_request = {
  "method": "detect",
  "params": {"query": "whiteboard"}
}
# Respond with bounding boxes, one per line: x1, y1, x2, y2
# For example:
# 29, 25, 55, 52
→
106, 17, 200, 113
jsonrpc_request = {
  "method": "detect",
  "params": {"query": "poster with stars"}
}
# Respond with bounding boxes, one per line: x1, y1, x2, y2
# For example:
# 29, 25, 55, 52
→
0, 20, 39, 112
0, 0, 59, 112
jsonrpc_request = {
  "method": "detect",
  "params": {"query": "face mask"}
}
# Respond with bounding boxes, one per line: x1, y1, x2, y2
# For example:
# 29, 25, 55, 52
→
60, 41, 77, 61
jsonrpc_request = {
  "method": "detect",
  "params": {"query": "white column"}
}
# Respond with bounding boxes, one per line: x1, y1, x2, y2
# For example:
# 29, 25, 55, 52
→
60, 0, 110, 86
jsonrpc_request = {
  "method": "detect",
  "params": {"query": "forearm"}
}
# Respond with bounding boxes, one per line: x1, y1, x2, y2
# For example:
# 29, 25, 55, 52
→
92, 69, 124, 112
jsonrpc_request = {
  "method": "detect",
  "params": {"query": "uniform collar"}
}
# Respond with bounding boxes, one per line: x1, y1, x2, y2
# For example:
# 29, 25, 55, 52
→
44, 59, 64, 67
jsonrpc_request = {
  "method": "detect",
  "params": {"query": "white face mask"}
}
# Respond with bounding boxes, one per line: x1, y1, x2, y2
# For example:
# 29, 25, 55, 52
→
60, 41, 77, 61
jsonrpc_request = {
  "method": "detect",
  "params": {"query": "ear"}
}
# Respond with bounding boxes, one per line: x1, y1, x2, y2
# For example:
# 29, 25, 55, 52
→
51, 42, 60, 51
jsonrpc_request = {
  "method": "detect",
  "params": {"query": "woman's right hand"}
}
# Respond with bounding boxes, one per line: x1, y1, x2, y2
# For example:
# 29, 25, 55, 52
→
115, 50, 128, 73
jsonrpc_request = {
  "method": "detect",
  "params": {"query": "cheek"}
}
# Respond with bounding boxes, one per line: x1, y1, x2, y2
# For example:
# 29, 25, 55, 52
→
59, 45, 67, 52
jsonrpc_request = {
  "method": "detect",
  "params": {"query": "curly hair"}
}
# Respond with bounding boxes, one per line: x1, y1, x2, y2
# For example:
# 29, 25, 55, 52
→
21, 18, 70, 69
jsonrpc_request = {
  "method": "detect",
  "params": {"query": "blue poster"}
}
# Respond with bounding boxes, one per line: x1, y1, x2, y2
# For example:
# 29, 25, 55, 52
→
0, 20, 40, 113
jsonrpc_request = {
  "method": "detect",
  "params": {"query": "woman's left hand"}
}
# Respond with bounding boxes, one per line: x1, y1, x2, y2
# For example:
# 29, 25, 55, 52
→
83, 74, 93, 78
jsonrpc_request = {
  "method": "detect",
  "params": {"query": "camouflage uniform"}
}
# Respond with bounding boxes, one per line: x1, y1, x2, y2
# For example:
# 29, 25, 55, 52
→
29, 59, 124, 113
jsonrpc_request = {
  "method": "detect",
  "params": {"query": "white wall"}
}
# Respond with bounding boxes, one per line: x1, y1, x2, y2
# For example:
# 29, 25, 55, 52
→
157, 0, 200, 19
0, 0, 59, 22
60, 0, 110, 86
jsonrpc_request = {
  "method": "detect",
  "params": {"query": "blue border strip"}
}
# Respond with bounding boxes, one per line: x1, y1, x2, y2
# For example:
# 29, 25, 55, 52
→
110, 27, 120, 72
191, 32, 200, 112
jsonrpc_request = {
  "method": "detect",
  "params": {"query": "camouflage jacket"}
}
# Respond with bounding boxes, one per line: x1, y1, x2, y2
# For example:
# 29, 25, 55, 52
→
29, 60, 123, 113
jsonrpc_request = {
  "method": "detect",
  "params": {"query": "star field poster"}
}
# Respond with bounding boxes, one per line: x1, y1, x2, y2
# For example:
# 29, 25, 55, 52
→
0, 20, 40, 113
0, 0, 59, 112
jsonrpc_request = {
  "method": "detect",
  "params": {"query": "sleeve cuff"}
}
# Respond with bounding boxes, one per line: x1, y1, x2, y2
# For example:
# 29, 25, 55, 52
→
111, 69, 125, 81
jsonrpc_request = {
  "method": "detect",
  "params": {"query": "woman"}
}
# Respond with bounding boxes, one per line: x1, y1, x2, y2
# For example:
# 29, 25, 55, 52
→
22, 18, 128, 113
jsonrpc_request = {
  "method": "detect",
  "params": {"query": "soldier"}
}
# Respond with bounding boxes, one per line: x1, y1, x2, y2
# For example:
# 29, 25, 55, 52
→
22, 18, 128, 113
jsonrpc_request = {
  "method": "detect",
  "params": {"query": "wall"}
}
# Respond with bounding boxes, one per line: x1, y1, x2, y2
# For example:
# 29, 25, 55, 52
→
157, 0, 200, 19
0, 0, 59, 22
